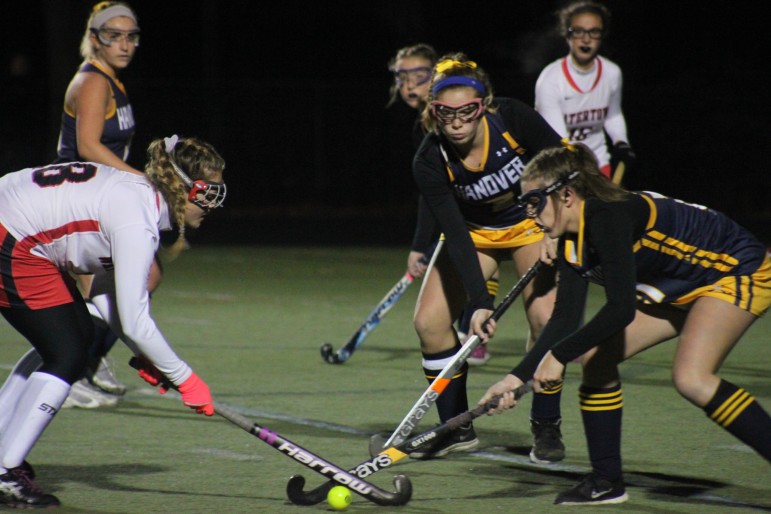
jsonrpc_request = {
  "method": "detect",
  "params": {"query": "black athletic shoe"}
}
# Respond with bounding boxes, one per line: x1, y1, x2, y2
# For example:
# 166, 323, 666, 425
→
554, 473, 628, 505
19, 461, 35, 480
410, 424, 479, 460
0, 466, 60, 509
529, 418, 565, 464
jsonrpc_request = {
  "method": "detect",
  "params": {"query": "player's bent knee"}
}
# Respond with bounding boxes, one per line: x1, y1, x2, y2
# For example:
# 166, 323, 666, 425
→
671, 368, 713, 406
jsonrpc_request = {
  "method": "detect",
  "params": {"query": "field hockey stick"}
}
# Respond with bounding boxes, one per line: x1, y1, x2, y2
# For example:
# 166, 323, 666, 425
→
214, 402, 412, 506
611, 161, 625, 185
128, 358, 412, 506
320, 240, 443, 364
320, 272, 415, 364
376, 260, 544, 452
286, 381, 534, 506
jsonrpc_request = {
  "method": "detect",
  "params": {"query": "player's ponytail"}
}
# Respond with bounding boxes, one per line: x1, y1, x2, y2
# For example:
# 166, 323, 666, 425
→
523, 142, 628, 202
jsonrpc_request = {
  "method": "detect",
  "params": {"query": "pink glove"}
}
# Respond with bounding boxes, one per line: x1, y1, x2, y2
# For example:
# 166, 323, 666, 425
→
134, 356, 170, 394
178, 373, 214, 416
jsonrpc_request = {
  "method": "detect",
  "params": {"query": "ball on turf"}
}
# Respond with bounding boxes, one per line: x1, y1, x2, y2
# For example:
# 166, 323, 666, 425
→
327, 485, 352, 510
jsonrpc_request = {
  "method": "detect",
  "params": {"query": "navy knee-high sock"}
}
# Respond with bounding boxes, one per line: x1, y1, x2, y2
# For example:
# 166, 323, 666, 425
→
704, 379, 771, 462
530, 382, 563, 422
422, 344, 469, 424
579, 384, 623, 481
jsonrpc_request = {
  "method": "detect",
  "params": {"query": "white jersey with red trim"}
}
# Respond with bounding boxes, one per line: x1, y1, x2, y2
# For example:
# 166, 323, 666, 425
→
0, 163, 192, 384
535, 55, 628, 169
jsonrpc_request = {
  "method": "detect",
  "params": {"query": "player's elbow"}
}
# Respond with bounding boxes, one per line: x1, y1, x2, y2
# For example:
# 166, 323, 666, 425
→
617, 303, 637, 327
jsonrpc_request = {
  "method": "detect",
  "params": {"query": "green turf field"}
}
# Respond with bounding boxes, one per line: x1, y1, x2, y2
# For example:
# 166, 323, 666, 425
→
1, 246, 768, 513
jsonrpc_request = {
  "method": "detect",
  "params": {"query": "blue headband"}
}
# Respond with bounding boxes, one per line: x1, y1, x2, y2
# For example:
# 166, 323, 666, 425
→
432, 76, 486, 96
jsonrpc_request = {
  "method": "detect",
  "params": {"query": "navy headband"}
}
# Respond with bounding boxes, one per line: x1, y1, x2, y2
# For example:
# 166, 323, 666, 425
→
432, 76, 486, 96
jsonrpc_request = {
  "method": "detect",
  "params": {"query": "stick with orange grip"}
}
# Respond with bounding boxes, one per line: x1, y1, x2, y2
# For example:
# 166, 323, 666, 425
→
371, 260, 544, 453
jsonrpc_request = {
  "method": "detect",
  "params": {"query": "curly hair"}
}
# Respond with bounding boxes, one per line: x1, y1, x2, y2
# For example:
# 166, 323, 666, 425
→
144, 137, 225, 259
420, 52, 496, 134
522, 142, 627, 202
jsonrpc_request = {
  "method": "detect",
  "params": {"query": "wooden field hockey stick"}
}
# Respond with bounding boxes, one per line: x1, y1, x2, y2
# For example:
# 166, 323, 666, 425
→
128, 358, 412, 506
611, 161, 625, 185
286, 381, 534, 506
320, 240, 444, 364
376, 260, 544, 451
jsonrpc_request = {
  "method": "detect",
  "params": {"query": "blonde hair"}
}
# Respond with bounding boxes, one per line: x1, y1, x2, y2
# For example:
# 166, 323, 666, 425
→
144, 137, 225, 259
80, 1, 137, 60
522, 142, 628, 202
420, 52, 496, 134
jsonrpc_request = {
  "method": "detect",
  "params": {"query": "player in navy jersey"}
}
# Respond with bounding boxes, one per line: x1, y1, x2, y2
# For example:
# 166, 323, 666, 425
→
388, 44, 440, 279
56, 1, 140, 172
55, 2, 152, 407
479, 142, 771, 505
406, 54, 564, 459
0, 136, 226, 508
535, 1, 634, 181
389, 44, 499, 366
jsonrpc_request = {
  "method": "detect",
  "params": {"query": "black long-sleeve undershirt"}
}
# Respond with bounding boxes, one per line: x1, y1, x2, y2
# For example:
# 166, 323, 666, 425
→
511, 196, 646, 381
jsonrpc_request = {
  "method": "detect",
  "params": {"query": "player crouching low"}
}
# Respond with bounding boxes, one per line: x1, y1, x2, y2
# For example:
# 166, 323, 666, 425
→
0, 135, 226, 508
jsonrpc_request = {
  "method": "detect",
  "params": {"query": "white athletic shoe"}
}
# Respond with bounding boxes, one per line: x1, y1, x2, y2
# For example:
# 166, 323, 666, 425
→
62, 379, 120, 409
89, 357, 127, 395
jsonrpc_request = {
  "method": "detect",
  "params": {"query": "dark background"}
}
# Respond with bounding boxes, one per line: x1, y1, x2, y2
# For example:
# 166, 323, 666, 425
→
2, 1, 769, 246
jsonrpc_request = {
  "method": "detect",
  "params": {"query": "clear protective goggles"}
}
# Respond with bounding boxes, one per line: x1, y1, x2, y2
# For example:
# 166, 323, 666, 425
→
429, 98, 485, 125
393, 66, 432, 87
517, 171, 579, 218
92, 28, 140, 47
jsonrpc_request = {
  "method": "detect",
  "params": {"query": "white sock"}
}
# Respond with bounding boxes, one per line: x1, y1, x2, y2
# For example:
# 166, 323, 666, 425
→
0, 371, 69, 470
0, 349, 43, 436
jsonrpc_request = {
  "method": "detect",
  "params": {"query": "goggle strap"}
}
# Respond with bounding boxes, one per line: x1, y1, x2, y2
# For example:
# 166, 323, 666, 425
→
169, 160, 194, 189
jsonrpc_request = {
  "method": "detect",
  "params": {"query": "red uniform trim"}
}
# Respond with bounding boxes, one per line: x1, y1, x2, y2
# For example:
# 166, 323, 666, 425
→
562, 57, 603, 94
0, 220, 99, 310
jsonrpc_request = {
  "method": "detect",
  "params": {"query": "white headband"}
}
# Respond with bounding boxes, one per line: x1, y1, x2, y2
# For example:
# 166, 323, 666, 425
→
164, 134, 179, 154
90, 5, 138, 30
163, 135, 194, 189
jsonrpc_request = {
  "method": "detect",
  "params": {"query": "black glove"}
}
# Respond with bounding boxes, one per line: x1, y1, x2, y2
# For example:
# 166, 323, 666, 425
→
611, 141, 636, 169
610, 142, 635, 185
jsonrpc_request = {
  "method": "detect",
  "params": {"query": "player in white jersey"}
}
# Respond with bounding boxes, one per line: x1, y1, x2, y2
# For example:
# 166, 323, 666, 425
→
0, 135, 226, 508
535, 1, 635, 179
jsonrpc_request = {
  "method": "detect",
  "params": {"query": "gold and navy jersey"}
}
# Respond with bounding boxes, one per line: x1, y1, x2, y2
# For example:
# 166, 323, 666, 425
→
413, 97, 562, 310
436, 98, 561, 229
56, 61, 136, 164
564, 191, 766, 304
442, 112, 527, 229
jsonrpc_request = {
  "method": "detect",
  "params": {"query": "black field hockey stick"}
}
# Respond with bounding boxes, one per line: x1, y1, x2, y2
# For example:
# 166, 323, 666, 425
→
128, 358, 412, 506
286, 381, 534, 506
375, 260, 544, 452
320, 240, 443, 364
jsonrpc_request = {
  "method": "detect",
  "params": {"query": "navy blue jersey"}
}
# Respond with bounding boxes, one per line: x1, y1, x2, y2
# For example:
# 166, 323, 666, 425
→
511, 191, 767, 380
414, 97, 562, 309
566, 192, 765, 302
443, 113, 530, 229
56, 62, 136, 163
